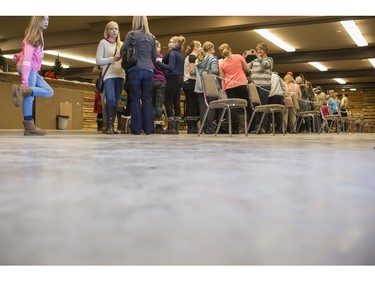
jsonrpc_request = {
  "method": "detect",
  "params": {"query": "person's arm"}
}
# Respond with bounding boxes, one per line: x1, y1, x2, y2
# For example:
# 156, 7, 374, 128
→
219, 66, 225, 89
157, 51, 176, 72
279, 77, 287, 95
259, 57, 273, 70
296, 84, 302, 98
96, 40, 114, 66
241, 56, 250, 76
21, 43, 35, 86
209, 57, 219, 76
151, 37, 158, 60
188, 55, 196, 76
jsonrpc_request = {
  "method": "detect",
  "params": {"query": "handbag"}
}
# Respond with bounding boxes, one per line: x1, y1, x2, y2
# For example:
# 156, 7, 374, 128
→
121, 31, 137, 71
95, 49, 117, 93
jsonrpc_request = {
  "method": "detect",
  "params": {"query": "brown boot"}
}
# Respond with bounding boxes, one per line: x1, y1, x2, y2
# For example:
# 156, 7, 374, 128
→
23, 120, 46, 136
12, 85, 33, 107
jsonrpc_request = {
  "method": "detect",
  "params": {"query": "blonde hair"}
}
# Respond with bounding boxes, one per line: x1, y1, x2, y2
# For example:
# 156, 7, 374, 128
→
26, 16, 47, 47
171, 36, 186, 49
197, 41, 214, 62
185, 40, 201, 55
132, 16, 150, 35
284, 74, 295, 84
256, 42, 269, 53
155, 40, 161, 48
218, 43, 231, 58
103, 21, 121, 53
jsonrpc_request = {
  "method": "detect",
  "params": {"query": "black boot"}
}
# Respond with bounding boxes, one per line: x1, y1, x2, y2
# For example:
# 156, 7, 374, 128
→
175, 117, 181, 134
162, 117, 176, 134
101, 122, 108, 134
96, 118, 103, 131
186, 116, 199, 134
106, 106, 118, 135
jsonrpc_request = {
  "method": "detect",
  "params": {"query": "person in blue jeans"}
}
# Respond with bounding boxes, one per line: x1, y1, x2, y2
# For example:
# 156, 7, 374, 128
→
96, 21, 125, 134
121, 16, 157, 135
12, 16, 54, 136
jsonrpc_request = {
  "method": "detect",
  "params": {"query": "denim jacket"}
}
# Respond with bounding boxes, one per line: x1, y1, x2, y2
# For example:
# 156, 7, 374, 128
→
121, 30, 157, 71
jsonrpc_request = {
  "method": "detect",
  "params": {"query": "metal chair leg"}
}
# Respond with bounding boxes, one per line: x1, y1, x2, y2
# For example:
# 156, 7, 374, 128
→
227, 108, 232, 136
197, 108, 210, 136
247, 111, 256, 134
214, 109, 227, 136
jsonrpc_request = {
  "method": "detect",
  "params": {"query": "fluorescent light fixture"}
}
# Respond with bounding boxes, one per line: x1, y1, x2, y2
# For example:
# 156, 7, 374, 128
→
340, 20, 368, 47
254, 29, 295, 52
368, 58, 375, 68
334, 78, 346, 84
309, 62, 328, 71
44, 50, 96, 64
350, 88, 357, 91
3, 54, 69, 68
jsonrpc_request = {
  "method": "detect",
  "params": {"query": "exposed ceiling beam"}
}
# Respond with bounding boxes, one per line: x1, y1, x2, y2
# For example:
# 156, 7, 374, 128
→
272, 46, 375, 64
300, 69, 375, 79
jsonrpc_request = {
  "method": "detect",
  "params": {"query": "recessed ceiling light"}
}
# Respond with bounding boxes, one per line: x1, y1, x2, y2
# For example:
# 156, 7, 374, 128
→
309, 62, 328, 71
44, 50, 96, 64
334, 78, 346, 84
368, 58, 375, 68
254, 29, 295, 52
340, 20, 368, 47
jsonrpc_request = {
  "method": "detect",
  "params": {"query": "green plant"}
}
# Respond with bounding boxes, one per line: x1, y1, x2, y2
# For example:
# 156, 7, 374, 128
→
51, 54, 64, 76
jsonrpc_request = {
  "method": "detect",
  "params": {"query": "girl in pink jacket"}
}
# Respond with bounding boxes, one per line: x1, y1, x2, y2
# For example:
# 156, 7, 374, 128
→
12, 16, 54, 136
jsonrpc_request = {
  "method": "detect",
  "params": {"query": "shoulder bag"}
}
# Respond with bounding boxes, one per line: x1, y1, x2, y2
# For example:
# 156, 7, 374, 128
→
121, 31, 137, 71
96, 48, 117, 93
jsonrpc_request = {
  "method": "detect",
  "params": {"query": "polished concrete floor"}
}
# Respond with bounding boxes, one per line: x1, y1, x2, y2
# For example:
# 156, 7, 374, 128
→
0, 130, 374, 265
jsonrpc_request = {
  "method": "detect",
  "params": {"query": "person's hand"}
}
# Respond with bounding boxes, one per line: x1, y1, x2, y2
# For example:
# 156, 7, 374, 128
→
114, 54, 121, 62
242, 50, 250, 57
156, 57, 162, 62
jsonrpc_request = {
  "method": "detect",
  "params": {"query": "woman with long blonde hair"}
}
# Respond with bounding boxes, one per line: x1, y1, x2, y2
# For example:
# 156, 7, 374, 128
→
218, 43, 251, 134
96, 21, 125, 134
194, 41, 219, 134
120, 16, 157, 135
183, 40, 201, 134
11, 16, 54, 136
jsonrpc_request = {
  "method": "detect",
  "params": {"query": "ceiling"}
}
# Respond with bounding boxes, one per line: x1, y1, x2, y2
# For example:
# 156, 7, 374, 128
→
1, 16, 375, 89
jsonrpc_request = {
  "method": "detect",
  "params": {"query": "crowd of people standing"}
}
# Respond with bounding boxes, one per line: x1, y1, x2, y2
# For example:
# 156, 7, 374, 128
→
10, 16, 350, 136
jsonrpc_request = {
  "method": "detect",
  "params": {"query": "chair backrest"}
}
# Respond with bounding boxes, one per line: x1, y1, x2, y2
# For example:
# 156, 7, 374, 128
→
201, 73, 220, 99
248, 83, 262, 105
291, 93, 300, 111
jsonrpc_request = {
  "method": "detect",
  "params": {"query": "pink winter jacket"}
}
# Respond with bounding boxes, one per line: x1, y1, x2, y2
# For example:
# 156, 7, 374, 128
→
16, 33, 44, 86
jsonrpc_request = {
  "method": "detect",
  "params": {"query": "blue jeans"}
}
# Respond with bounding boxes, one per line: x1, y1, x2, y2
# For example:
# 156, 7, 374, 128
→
104, 77, 125, 126
152, 80, 166, 119
17, 68, 54, 120
128, 68, 154, 134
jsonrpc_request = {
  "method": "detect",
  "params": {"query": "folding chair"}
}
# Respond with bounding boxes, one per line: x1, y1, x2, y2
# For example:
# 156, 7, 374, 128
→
294, 97, 321, 135
323, 106, 341, 134
197, 72, 248, 136
247, 83, 286, 136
